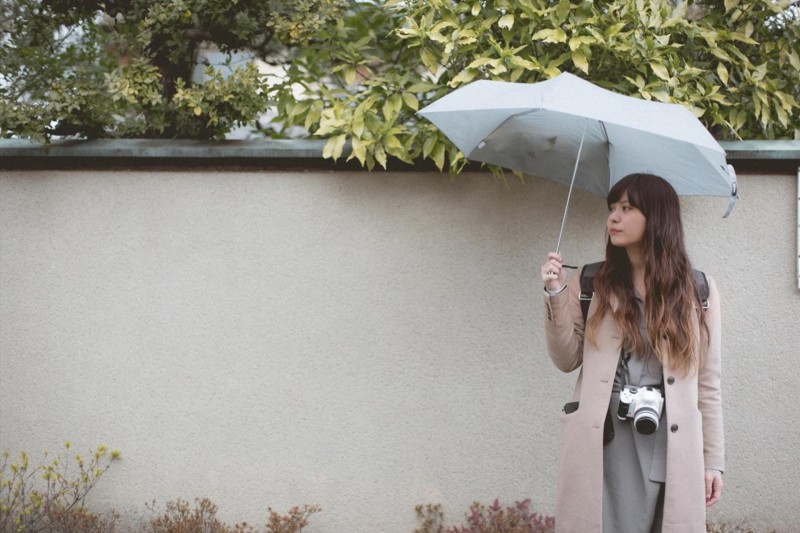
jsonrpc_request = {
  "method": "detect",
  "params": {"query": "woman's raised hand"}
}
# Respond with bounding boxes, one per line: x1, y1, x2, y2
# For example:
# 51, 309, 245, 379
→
541, 252, 567, 292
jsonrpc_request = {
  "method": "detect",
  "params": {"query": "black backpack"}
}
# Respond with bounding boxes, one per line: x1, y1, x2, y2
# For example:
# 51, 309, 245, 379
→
578, 262, 710, 324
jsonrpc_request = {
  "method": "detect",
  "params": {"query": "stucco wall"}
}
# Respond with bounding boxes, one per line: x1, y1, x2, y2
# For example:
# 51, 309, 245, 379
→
0, 170, 798, 532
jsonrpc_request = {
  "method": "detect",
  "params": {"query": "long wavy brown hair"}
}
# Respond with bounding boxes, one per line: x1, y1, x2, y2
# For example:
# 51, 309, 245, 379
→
585, 174, 709, 375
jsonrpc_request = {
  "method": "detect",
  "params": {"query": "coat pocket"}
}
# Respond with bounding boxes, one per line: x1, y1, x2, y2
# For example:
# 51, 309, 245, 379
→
563, 401, 580, 414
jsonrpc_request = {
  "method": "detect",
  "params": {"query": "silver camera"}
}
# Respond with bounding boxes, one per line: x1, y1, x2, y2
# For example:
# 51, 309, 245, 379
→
617, 385, 664, 435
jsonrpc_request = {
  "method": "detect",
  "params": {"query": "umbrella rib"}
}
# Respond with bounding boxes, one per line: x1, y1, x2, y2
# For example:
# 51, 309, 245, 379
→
599, 120, 609, 144
511, 108, 722, 154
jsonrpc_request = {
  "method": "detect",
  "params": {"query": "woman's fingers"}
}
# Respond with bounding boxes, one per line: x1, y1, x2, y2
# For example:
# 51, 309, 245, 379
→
546, 252, 563, 272
541, 253, 567, 290
705, 470, 723, 507
541, 260, 561, 277
543, 261, 560, 274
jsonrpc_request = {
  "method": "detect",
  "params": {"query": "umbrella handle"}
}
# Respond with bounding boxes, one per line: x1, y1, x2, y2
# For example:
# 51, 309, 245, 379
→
548, 118, 589, 275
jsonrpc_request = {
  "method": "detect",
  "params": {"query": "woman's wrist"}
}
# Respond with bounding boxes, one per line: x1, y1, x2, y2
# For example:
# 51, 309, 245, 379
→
545, 283, 568, 296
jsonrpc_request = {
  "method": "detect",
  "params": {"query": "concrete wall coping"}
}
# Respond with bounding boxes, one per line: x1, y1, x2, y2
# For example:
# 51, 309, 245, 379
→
0, 138, 797, 159
1, 139, 798, 172
718, 140, 800, 160
0, 139, 332, 159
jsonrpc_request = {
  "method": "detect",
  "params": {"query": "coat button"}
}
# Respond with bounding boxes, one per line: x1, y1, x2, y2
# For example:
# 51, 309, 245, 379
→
671, 424, 679, 433
667, 377, 675, 385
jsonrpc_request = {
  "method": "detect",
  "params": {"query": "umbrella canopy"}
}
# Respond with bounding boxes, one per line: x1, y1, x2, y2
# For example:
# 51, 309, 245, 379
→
417, 73, 737, 210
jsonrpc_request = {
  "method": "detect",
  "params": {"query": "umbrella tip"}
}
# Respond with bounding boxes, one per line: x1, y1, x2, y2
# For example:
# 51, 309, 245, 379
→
722, 166, 738, 218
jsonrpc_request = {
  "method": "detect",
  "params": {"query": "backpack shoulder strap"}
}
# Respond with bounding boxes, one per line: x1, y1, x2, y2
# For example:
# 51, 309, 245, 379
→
580, 264, 710, 323
579, 262, 604, 324
693, 269, 710, 310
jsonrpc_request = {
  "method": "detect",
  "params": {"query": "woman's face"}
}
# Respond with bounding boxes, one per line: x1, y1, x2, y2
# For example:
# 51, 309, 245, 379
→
607, 192, 646, 248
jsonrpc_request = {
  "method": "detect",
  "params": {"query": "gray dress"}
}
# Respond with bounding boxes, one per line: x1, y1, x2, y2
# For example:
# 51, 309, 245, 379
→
602, 290, 667, 533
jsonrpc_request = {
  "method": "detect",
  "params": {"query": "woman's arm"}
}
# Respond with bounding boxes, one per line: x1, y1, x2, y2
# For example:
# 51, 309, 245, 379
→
698, 276, 725, 474
542, 270, 585, 373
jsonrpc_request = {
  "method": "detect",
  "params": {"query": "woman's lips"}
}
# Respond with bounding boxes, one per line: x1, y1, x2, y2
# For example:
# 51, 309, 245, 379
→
609, 229, 621, 234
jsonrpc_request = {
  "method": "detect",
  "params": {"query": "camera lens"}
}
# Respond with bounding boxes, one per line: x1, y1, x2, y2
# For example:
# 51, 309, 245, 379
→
633, 407, 659, 435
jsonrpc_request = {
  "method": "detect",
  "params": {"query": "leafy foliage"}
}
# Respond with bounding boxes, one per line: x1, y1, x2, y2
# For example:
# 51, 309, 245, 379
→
105, 58, 272, 139
449, 499, 555, 533
414, 499, 555, 533
145, 499, 320, 533
0, 0, 348, 141
414, 503, 445, 533
413, 500, 783, 533
0, 0, 117, 143
2, 0, 797, 170
0, 443, 121, 533
269, 0, 800, 179
263, 505, 321, 533
146, 498, 254, 533
0, 444, 319, 533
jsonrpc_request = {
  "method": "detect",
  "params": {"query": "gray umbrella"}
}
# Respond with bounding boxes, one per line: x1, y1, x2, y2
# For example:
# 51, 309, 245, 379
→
417, 73, 738, 252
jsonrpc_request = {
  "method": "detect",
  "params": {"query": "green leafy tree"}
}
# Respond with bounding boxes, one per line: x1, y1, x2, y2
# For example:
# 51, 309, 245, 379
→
0, 0, 117, 142
0, 0, 348, 141
269, 0, 799, 178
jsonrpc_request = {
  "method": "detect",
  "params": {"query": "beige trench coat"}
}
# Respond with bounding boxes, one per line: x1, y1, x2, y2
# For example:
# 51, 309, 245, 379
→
543, 270, 724, 533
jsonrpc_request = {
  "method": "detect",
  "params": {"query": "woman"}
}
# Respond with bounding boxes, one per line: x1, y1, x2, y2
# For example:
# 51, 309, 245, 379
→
539, 174, 724, 533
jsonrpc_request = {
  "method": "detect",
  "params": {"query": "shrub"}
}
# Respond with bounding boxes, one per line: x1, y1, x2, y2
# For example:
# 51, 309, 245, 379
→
145, 499, 320, 533
414, 503, 444, 533
447, 499, 555, 533
415, 500, 555, 533
416, 500, 783, 533
146, 498, 249, 533
0, 442, 121, 533
44, 506, 119, 533
706, 522, 778, 533
264, 505, 320, 533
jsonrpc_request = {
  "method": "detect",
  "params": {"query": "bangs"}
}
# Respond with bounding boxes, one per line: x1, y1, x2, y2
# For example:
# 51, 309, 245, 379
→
607, 174, 644, 210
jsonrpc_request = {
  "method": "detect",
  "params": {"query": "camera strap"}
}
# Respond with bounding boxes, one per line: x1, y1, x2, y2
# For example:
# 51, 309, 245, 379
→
618, 350, 631, 390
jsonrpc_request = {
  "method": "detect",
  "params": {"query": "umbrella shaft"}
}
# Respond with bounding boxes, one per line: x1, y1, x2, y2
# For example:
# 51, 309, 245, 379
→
555, 118, 589, 255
